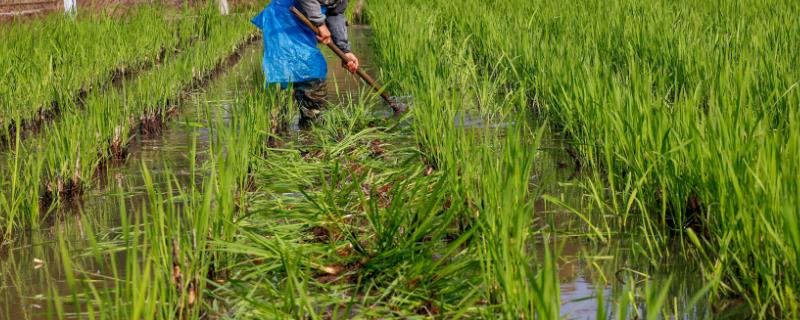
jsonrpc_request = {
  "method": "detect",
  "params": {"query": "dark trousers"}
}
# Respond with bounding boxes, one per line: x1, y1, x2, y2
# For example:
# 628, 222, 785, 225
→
292, 80, 328, 121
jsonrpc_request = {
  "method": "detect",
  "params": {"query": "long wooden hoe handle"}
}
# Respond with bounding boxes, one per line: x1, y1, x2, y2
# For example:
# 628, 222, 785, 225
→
290, 6, 393, 104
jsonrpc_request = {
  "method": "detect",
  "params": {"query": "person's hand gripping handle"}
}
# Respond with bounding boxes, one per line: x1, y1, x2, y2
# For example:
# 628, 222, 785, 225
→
290, 7, 358, 73
342, 52, 359, 73
316, 24, 332, 45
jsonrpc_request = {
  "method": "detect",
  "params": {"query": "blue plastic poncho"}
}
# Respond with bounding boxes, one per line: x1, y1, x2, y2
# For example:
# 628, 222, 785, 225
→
251, 0, 327, 87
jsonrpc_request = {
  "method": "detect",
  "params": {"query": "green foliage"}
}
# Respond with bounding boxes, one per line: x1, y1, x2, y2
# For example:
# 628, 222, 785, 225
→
0, 5, 196, 129
365, 0, 800, 317
4, 0, 798, 318
0, 8, 256, 239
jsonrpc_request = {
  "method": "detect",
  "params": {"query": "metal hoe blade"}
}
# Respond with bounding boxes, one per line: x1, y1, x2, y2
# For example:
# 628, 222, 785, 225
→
388, 95, 413, 117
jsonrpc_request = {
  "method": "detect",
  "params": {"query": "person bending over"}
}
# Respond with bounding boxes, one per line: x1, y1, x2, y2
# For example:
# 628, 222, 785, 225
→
252, 0, 359, 126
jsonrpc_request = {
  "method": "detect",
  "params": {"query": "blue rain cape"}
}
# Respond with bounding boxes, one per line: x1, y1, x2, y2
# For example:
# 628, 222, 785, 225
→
251, 0, 327, 88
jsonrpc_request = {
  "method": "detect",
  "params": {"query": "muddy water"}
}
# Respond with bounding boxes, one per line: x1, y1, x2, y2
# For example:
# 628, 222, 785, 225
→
0, 25, 378, 320
0, 46, 262, 320
1, 26, 727, 319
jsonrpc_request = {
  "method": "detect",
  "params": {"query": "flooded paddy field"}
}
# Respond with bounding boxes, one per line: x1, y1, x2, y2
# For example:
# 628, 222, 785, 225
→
2, 0, 799, 319
2, 26, 738, 320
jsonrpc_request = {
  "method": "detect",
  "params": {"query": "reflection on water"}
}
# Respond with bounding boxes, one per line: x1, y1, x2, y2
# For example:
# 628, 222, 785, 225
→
539, 236, 716, 319
0, 26, 729, 320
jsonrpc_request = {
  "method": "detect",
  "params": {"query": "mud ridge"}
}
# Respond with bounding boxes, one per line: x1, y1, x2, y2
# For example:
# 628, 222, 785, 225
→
0, 36, 200, 150
39, 33, 261, 208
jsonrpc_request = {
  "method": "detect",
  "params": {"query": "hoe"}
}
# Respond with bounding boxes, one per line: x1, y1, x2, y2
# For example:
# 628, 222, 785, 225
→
291, 6, 409, 116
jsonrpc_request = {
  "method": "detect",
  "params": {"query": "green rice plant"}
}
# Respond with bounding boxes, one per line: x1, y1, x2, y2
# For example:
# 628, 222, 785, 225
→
209, 90, 487, 317
0, 7, 258, 239
362, 1, 571, 316
0, 133, 47, 237
0, 5, 200, 141
366, 0, 800, 316
472, 120, 560, 319
32, 41, 269, 320
49, 168, 211, 319
4, 0, 752, 317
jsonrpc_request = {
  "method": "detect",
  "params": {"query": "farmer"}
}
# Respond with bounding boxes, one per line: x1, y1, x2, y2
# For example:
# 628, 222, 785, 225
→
252, 0, 359, 125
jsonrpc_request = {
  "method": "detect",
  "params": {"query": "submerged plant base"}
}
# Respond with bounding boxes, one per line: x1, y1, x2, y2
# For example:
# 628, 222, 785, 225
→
32, 34, 262, 212
40, 175, 84, 209
0, 39, 198, 151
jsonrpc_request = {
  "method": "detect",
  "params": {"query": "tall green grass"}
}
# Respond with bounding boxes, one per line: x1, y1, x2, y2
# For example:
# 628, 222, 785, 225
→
0, 5, 197, 135
25, 58, 272, 319
0, 7, 257, 240
2, 0, 769, 317
356, 0, 567, 316
366, 0, 800, 317
37, 59, 565, 317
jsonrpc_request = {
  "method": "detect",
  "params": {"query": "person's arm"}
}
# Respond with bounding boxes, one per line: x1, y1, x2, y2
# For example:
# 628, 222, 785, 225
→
326, 14, 352, 53
326, 13, 359, 73
298, 0, 332, 44
327, 0, 350, 51
326, 1, 358, 72
297, 0, 325, 26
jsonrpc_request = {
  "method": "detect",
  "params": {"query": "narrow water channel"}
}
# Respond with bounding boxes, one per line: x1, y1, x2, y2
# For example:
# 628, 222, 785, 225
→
0, 26, 724, 319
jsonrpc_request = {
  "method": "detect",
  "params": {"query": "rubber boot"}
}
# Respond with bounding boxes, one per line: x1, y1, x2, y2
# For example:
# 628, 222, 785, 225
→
293, 80, 328, 126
